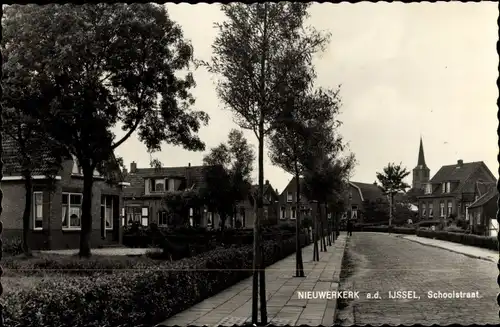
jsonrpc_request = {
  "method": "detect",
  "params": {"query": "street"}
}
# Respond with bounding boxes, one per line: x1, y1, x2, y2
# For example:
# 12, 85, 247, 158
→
336, 232, 498, 325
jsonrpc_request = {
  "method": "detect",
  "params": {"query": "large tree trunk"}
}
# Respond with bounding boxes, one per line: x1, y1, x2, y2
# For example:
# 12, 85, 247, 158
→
79, 167, 94, 258
22, 171, 33, 256
388, 192, 393, 233
294, 168, 304, 277
0, 103, 4, 326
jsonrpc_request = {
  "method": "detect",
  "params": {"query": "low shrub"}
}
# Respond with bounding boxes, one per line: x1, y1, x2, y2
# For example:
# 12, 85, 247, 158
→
3, 237, 24, 256
416, 229, 498, 251
4, 236, 304, 327
2, 253, 164, 277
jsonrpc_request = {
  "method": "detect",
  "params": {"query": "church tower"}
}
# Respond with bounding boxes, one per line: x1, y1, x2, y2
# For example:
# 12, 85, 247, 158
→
412, 137, 430, 190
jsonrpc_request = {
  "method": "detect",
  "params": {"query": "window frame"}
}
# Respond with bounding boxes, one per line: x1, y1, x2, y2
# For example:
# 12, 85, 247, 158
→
152, 178, 166, 192
62, 192, 83, 230
447, 201, 453, 217
291, 207, 296, 220
439, 202, 445, 217
421, 203, 427, 217
33, 191, 44, 230
428, 203, 433, 217
141, 206, 149, 226
158, 210, 168, 227
125, 206, 142, 226
286, 192, 293, 202
280, 206, 286, 219
101, 195, 114, 230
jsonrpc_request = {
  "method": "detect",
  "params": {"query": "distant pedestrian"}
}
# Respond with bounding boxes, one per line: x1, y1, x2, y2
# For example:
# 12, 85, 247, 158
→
347, 219, 353, 237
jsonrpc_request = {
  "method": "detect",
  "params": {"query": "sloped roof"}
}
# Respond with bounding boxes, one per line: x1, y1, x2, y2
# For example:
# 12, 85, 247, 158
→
1, 133, 69, 176
475, 181, 496, 197
123, 165, 207, 198
428, 161, 496, 195
350, 182, 386, 202
469, 187, 498, 209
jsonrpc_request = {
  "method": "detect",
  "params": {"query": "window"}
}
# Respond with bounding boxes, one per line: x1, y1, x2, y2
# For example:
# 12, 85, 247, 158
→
291, 207, 296, 219
287, 192, 293, 202
280, 207, 286, 219
152, 179, 165, 192
447, 201, 453, 217
158, 211, 168, 226
421, 204, 426, 217
141, 207, 149, 226
101, 195, 114, 230
33, 192, 43, 229
425, 183, 432, 194
446, 182, 451, 193
207, 212, 213, 226
168, 179, 175, 191
439, 202, 445, 217
62, 193, 82, 229
428, 203, 433, 217
126, 207, 142, 225
442, 183, 446, 193
465, 202, 471, 221
72, 158, 81, 174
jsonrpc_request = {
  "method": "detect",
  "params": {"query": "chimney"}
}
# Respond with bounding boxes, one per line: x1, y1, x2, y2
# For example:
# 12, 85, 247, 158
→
130, 161, 137, 173
373, 181, 377, 186
188, 162, 191, 167
457, 159, 463, 167
265, 180, 269, 185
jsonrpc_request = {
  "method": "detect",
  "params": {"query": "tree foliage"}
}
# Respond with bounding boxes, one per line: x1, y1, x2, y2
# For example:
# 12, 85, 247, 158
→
201, 129, 255, 229
2, 4, 209, 257
376, 162, 411, 194
162, 189, 205, 227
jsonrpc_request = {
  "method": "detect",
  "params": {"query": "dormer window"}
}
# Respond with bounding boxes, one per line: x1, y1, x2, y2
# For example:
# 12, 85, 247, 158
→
446, 182, 451, 193
287, 192, 293, 202
72, 158, 81, 174
441, 183, 445, 193
152, 179, 165, 192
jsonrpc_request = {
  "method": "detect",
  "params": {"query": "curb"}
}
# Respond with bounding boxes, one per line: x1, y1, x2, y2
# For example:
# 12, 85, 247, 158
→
396, 235, 497, 263
322, 236, 347, 326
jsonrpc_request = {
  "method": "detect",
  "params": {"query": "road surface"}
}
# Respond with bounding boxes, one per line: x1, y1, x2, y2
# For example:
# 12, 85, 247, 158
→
336, 232, 498, 325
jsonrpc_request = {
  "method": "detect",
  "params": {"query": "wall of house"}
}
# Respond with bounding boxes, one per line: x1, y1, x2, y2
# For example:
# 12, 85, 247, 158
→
418, 196, 457, 221
278, 180, 310, 223
2, 162, 123, 250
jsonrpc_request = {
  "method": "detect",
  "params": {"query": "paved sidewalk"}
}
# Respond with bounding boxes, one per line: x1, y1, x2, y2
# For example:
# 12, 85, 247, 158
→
396, 234, 498, 263
157, 235, 347, 327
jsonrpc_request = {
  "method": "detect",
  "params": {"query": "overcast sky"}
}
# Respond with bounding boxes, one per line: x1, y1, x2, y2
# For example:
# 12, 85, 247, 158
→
113, 2, 498, 193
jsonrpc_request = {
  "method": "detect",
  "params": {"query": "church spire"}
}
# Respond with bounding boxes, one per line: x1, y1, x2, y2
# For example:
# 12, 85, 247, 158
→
417, 137, 426, 167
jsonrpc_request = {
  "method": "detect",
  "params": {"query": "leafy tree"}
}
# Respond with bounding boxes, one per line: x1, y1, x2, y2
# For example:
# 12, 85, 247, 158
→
2, 62, 70, 255
269, 87, 342, 275
202, 129, 255, 231
2, 4, 209, 257
361, 198, 390, 224
376, 162, 411, 229
303, 152, 356, 260
162, 190, 205, 227
205, 3, 329, 322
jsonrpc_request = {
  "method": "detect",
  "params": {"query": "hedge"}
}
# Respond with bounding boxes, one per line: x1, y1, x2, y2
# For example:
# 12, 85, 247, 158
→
416, 229, 498, 251
353, 225, 417, 235
3, 235, 307, 327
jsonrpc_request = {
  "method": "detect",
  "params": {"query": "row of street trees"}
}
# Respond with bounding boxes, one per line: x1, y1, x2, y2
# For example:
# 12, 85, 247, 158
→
204, 3, 355, 324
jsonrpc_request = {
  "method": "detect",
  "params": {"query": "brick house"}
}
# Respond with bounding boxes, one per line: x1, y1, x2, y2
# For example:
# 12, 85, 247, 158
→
278, 177, 313, 223
122, 161, 218, 228
467, 182, 498, 236
346, 181, 388, 223
1, 143, 127, 250
417, 160, 497, 223
244, 180, 280, 227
